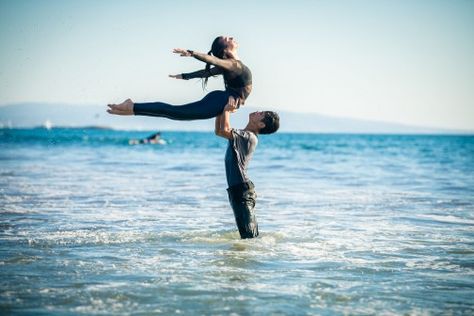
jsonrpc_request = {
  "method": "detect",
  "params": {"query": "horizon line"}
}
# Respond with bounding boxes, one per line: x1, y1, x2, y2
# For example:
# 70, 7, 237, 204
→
1, 124, 473, 136
1, 101, 473, 133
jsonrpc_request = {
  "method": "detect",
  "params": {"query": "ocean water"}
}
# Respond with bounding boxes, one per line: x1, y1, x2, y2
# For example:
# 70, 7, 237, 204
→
1, 128, 473, 315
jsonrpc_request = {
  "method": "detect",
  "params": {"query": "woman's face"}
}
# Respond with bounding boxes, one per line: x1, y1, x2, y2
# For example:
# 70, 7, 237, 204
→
221, 36, 238, 50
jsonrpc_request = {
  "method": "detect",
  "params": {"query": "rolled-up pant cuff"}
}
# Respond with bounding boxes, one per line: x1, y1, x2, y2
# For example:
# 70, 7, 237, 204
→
227, 181, 259, 239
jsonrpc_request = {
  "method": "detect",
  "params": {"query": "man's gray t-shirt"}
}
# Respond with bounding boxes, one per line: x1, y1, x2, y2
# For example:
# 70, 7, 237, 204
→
225, 129, 258, 187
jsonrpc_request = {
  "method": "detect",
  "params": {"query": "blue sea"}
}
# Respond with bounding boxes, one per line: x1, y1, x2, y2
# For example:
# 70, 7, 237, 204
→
1, 128, 473, 315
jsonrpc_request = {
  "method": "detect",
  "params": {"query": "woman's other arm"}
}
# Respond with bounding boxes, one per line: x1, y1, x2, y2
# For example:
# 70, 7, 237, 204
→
169, 66, 223, 80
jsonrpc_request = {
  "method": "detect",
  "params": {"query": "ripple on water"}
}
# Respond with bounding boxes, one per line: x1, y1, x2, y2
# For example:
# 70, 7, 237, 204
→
1, 133, 474, 314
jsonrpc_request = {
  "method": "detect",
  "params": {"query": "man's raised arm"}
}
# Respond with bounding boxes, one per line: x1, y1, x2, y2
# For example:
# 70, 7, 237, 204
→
215, 96, 239, 139
214, 110, 232, 140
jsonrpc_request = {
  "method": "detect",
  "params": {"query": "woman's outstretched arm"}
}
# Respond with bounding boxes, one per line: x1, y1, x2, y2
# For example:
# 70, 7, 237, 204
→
173, 48, 240, 73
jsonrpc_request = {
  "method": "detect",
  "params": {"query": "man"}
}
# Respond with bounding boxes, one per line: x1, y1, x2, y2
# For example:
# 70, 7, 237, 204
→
215, 102, 280, 239
129, 132, 163, 145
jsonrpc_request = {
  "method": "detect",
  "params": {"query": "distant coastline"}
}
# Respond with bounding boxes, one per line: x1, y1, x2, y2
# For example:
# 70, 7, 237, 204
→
0, 103, 472, 135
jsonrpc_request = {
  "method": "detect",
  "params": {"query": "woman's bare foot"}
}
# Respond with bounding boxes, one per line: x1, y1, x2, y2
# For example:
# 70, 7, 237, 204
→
107, 98, 134, 115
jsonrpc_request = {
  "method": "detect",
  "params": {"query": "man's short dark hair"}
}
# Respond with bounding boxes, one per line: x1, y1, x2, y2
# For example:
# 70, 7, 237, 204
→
260, 111, 280, 135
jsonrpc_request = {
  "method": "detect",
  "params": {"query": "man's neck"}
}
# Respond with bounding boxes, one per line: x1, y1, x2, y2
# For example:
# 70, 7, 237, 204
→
244, 124, 259, 135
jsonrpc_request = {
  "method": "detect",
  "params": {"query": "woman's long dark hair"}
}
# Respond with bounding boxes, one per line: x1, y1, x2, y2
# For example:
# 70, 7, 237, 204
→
203, 36, 226, 89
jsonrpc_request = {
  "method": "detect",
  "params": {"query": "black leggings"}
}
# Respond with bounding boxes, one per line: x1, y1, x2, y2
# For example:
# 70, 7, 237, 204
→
133, 90, 230, 120
227, 181, 259, 239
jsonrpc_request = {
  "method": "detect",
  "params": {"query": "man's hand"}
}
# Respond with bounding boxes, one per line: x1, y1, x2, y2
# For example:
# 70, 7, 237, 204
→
172, 48, 192, 57
169, 74, 183, 79
224, 96, 239, 113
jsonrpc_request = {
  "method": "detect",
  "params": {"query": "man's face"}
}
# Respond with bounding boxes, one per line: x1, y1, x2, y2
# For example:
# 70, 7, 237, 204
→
249, 111, 265, 125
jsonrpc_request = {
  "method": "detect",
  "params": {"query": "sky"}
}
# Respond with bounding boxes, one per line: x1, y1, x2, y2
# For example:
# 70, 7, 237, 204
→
0, 0, 473, 130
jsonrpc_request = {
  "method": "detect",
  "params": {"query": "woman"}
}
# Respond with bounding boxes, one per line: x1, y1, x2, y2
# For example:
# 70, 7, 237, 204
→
107, 36, 252, 120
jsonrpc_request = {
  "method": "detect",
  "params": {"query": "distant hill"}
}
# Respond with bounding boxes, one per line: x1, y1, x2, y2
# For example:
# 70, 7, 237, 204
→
0, 102, 471, 134
0, 103, 214, 131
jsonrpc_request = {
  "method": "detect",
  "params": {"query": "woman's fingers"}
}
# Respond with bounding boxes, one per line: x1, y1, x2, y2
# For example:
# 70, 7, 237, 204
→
173, 48, 185, 55
172, 48, 191, 57
168, 74, 183, 79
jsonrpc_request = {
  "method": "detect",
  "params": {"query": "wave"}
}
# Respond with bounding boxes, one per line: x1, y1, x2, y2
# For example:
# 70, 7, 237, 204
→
1, 128, 474, 154
0, 127, 170, 147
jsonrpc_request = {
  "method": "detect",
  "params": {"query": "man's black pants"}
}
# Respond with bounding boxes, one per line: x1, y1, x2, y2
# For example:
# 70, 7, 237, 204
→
227, 181, 259, 239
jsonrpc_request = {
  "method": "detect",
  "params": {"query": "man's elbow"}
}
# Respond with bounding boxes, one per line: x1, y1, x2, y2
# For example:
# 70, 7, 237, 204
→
215, 128, 231, 138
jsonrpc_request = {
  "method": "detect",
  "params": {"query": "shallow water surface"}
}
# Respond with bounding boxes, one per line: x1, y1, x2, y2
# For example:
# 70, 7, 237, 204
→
1, 129, 474, 314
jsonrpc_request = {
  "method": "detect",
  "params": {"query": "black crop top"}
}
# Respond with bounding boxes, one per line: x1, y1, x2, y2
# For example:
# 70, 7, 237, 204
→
182, 60, 252, 103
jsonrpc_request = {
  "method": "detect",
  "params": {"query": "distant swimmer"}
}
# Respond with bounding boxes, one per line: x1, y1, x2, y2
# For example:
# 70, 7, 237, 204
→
129, 132, 166, 145
107, 36, 251, 121
215, 98, 279, 239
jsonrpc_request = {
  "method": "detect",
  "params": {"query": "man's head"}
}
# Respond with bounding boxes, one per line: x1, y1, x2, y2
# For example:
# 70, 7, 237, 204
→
249, 111, 280, 135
